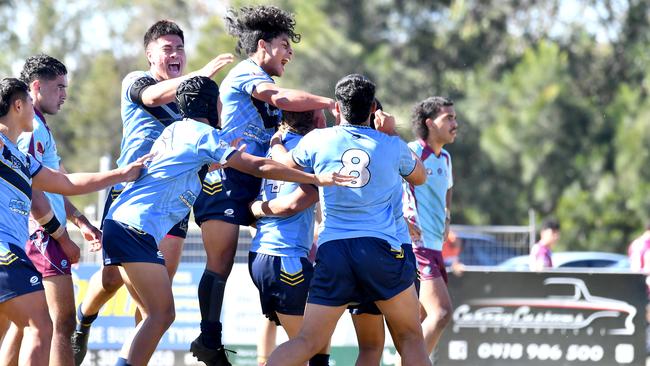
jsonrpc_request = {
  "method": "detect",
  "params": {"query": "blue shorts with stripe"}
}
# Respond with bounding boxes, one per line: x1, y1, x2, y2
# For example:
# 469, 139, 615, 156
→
0, 243, 44, 303
347, 244, 417, 315
248, 252, 313, 324
309, 239, 417, 307
102, 219, 165, 266
193, 167, 259, 226
101, 187, 189, 238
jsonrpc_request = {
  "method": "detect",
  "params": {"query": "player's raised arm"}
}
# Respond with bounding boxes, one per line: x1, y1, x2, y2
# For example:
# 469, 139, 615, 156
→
223, 150, 352, 187
32, 154, 150, 196
250, 184, 319, 218
253, 82, 334, 112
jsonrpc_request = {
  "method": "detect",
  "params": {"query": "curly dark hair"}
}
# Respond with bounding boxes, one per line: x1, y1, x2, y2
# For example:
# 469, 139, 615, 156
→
334, 74, 376, 125
279, 111, 316, 136
224, 5, 301, 57
411, 96, 454, 140
144, 20, 184, 49
20, 54, 67, 85
0, 78, 29, 118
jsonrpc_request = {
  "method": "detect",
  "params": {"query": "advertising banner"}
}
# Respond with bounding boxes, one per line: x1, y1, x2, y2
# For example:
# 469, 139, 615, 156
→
438, 270, 647, 366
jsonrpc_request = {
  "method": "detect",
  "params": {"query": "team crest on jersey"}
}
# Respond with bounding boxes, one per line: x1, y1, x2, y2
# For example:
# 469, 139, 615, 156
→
9, 155, 22, 169
437, 168, 444, 176
9, 199, 28, 216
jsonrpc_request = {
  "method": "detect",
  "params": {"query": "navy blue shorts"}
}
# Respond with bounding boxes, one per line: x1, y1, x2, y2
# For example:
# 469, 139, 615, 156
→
248, 252, 313, 325
101, 187, 189, 238
102, 219, 164, 266
347, 244, 416, 315
0, 243, 44, 303
193, 168, 260, 226
308, 239, 417, 307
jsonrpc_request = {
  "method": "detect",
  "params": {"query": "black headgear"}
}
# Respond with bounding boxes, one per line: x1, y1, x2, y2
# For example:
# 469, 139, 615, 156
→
176, 76, 220, 127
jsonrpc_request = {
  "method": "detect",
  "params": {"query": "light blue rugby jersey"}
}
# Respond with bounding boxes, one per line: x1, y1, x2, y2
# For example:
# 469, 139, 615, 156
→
17, 109, 66, 225
251, 131, 315, 258
393, 179, 411, 244
0, 134, 42, 251
203, 59, 282, 185
107, 119, 235, 243
114, 71, 181, 191
408, 140, 453, 251
292, 125, 417, 251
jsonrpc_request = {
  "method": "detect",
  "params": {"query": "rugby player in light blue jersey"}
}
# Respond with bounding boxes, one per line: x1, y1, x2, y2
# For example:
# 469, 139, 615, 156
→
191, 6, 336, 365
0, 78, 147, 366
72, 20, 234, 365
0, 54, 103, 366
101, 76, 350, 366
404, 96, 458, 363
343, 99, 418, 366
248, 109, 330, 366
266, 74, 430, 366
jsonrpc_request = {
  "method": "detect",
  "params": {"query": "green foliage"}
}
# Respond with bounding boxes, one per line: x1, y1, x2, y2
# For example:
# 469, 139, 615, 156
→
6, 0, 650, 252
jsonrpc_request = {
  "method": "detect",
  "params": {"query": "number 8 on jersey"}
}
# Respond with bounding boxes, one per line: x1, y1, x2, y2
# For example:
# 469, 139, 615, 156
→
339, 149, 371, 187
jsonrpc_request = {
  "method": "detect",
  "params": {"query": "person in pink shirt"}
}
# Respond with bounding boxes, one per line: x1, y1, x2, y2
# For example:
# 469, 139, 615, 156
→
529, 219, 560, 270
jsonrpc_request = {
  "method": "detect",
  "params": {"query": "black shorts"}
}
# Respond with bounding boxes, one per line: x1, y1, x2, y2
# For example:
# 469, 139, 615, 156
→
193, 168, 260, 226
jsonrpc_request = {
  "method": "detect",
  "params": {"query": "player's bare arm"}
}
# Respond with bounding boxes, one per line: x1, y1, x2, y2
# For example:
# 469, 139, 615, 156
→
32, 154, 150, 196
250, 184, 318, 218
141, 53, 234, 107
404, 157, 426, 186
224, 150, 353, 186
253, 82, 334, 112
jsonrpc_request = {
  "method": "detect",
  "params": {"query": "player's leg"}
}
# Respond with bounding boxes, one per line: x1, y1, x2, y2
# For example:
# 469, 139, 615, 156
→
71, 264, 122, 365
0, 323, 21, 366
412, 247, 452, 356
267, 303, 345, 366
0, 291, 53, 366
42, 274, 76, 366
419, 278, 452, 354
256, 319, 276, 366
191, 219, 238, 355
351, 311, 385, 366
118, 262, 175, 365
133, 233, 184, 325
375, 284, 430, 366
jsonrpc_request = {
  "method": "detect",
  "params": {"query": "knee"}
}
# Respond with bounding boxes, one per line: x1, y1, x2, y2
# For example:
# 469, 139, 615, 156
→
101, 269, 123, 292
424, 304, 452, 331
151, 303, 175, 330
32, 317, 53, 341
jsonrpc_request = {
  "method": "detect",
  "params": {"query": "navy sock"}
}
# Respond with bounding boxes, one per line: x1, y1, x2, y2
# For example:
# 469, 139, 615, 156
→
198, 270, 227, 348
115, 357, 128, 366
76, 303, 98, 329
309, 353, 330, 366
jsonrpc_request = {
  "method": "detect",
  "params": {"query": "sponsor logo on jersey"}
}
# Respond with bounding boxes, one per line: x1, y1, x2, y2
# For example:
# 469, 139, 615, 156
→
29, 275, 40, 285
224, 208, 235, 217
61, 259, 68, 268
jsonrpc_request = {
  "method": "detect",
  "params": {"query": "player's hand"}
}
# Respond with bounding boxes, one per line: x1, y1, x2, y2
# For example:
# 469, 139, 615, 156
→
58, 232, 81, 264
374, 109, 396, 135
270, 130, 284, 147
315, 172, 355, 186
79, 222, 102, 252
198, 53, 235, 78
121, 153, 153, 182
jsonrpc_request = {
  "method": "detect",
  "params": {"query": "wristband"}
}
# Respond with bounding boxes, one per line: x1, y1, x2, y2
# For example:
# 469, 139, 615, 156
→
36, 211, 65, 239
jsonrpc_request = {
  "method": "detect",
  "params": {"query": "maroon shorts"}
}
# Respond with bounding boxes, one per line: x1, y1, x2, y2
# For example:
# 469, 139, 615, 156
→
25, 229, 71, 277
413, 246, 447, 283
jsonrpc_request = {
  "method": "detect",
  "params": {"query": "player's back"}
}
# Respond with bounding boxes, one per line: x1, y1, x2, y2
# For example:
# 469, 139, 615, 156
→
292, 125, 416, 250
252, 132, 315, 257
108, 118, 233, 243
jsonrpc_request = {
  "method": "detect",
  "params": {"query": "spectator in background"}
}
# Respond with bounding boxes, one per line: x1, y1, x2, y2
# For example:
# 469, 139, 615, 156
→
441, 230, 464, 275
529, 218, 560, 271
627, 222, 650, 296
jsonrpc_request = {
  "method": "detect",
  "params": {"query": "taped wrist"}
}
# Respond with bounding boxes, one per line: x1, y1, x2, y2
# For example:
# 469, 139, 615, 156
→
36, 211, 65, 239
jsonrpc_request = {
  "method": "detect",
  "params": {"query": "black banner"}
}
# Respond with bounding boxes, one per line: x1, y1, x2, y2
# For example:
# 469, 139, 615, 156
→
438, 270, 647, 365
